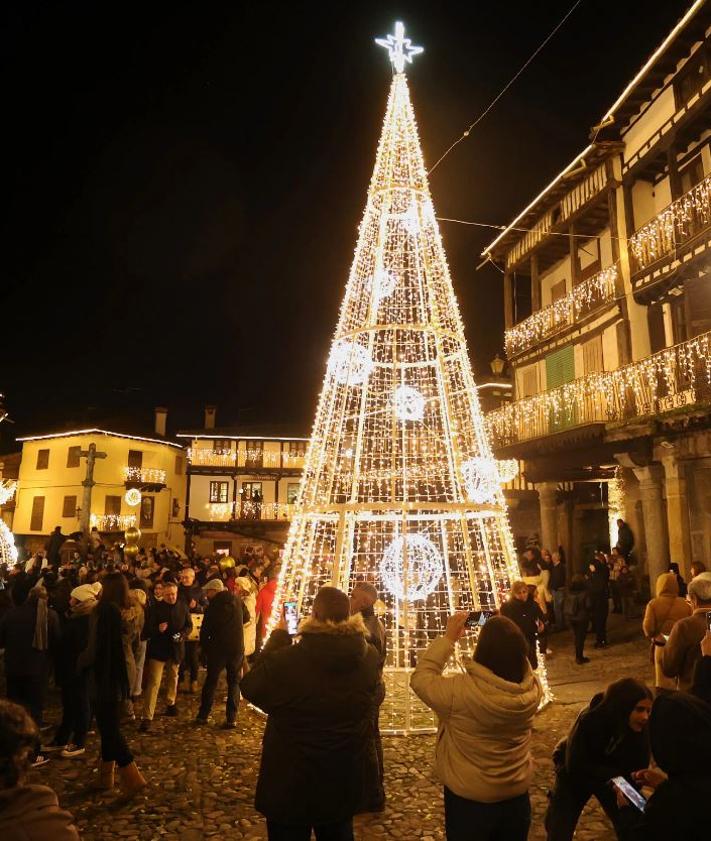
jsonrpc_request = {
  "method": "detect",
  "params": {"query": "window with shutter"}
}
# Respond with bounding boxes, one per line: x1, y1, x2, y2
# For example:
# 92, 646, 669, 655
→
36, 449, 49, 470
104, 496, 121, 516
209, 481, 229, 503
582, 334, 604, 374
214, 440, 232, 454
127, 450, 143, 469
62, 495, 77, 518
67, 446, 81, 468
30, 496, 45, 531
519, 365, 539, 399
545, 346, 576, 431
684, 276, 711, 338
648, 304, 667, 353
550, 279, 567, 303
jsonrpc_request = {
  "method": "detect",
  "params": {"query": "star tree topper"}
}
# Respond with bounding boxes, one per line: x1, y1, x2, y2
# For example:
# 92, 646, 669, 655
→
375, 21, 423, 73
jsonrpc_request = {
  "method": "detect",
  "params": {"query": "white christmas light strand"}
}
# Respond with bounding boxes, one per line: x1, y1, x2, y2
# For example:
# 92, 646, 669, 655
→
486, 332, 711, 448
629, 174, 711, 272
504, 264, 618, 357
0, 520, 18, 566
0, 480, 17, 506
379, 533, 443, 601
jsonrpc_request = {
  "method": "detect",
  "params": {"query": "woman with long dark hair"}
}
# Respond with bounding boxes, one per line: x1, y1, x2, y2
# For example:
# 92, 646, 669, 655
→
411, 613, 542, 841
545, 677, 652, 840
78, 572, 145, 796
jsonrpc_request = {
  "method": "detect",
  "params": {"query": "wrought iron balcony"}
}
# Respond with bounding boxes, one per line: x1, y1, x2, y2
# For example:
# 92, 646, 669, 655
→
206, 501, 296, 521
486, 330, 711, 450
504, 264, 619, 357
629, 173, 711, 277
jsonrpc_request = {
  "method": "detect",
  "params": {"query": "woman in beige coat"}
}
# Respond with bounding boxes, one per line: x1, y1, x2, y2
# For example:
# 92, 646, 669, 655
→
643, 571, 692, 692
411, 614, 542, 841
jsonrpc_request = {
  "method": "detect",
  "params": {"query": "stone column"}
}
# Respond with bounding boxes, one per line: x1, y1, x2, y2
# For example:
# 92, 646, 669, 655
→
633, 465, 668, 585
538, 482, 558, 555
661, 452, 692, 577
558, 492, 575, 568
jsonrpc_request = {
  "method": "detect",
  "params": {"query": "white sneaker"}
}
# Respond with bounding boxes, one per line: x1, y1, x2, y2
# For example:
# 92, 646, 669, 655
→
32, 755, 50, 768
60, 744, 86, 758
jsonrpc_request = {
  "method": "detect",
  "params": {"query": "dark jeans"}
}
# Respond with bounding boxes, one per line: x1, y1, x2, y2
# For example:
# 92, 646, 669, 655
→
367, 681, 386, 810
95, 698, 133, 767
266, 819, 354, 841
571, 621, 587, 661
591, 595, 608, 645
610, 581, 622, 613
198, 656, 242, 723
54, 678, 90, 748
545, 768, 640, 841
180, 641, 200, 683
6, 673, 45, 726
444, 787, 530, 841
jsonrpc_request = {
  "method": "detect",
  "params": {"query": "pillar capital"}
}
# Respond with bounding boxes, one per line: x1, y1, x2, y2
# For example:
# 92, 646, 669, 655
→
632, 463, 664, 495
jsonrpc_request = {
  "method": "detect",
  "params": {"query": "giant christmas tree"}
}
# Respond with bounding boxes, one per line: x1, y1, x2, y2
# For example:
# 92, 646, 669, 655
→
270, 23, 535, 732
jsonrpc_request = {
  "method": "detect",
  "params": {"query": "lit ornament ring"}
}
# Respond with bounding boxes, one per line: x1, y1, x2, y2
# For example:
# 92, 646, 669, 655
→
461, 457, 499, 504
328, 341, 374, 386
393, 385, 425, 421
379, 533, 443, 602
125, 488, 142, 507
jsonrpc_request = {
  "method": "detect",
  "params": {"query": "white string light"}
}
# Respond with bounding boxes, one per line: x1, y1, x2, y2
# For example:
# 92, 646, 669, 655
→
393, 385, 426, 421
328, 340, 375, 386
124, 488, 142, 507
379, 534, 443, 601
90, 513, 136, 532
0, 520, 18, 566
0, 480, 17, 507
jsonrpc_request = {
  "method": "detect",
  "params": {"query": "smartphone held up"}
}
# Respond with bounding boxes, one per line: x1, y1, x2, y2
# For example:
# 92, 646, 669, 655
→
283, 601, 299, 636
464, 609, 496, 630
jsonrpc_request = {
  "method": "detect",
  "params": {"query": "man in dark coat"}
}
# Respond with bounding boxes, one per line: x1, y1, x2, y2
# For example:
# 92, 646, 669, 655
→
350, 581, 387, 812
616, 519, 634, 561
45, 527, 66, 568
139, 581, 191, 731
195, 578, 244, 728
241, 586, 380, 839
0, 580, 60, 730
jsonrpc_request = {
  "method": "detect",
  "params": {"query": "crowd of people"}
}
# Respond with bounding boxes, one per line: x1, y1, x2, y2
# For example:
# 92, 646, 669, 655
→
0, 520, 710, 840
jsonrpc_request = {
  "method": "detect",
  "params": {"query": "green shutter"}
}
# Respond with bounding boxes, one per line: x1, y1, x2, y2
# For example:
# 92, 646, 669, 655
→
546, 346, 576, 431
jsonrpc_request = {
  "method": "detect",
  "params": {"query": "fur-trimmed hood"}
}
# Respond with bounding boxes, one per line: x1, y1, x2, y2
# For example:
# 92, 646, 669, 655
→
296, 613, 370, 674
298, 612, 367, 637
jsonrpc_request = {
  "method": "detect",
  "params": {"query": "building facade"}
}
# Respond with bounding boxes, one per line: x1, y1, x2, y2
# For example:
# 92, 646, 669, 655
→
179, 407, 307, 557
482, 3, 711, 584
14, 415, 186, 551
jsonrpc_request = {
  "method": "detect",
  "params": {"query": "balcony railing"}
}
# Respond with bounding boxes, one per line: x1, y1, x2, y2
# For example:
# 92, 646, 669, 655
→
504, 264, 619, 357
123, 466, 167, 485
188, 448, 306, 470
486, 331, 711, 449
90, 513, 136, 532
629, 173, 711, 275
206, 502, 295, 521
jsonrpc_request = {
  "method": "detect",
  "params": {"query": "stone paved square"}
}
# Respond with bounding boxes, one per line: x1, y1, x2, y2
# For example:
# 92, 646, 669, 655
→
33, 615, 650, 840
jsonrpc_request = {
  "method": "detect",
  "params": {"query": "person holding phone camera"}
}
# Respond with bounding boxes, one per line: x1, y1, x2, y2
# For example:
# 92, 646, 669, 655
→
411, 612, 542, 841
241, 586, 379, 840
662, 572, 711, 691
544, 678, 652, 841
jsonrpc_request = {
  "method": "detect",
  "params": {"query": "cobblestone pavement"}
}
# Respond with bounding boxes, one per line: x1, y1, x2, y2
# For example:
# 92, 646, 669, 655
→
34, 614, 651, 840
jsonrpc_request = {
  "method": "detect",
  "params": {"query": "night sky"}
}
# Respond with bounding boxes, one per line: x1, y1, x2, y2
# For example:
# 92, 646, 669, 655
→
1, 0, 694, 447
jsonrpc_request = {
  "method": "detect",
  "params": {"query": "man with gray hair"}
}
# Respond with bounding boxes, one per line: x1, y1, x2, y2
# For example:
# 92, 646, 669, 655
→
663, 571, 711, 691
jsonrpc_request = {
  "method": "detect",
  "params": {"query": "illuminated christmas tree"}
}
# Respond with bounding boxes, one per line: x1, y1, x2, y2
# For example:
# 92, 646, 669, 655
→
0, 481, 18, 566
270, 23, 543, 731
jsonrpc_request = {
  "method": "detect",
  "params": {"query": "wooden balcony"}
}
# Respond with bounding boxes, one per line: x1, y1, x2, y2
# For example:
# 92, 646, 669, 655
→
504, 264, 619, 357
629, 173, 711, 285
90, 513, 136, 532
188, 448, 305, 471
486, 331, 711, 451
122, 466, 167, 490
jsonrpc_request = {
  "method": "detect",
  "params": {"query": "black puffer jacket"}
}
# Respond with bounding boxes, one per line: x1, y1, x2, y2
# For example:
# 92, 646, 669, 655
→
200, 591, 244, 663
241, 613, 380, 825
632, 691, 711, 841
553, 691, 649, 787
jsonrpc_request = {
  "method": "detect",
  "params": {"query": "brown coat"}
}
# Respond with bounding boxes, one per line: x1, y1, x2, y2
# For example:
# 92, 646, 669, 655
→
643, 573, 692, 689
662, 608, 709, 691
0, 784, 79, 841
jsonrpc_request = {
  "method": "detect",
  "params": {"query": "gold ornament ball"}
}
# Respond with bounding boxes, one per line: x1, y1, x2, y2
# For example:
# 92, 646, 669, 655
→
125, 526, 142, 545
219, 555, 235, 571
124, 543, 139, 559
